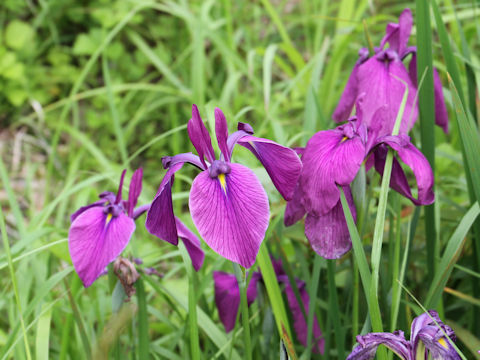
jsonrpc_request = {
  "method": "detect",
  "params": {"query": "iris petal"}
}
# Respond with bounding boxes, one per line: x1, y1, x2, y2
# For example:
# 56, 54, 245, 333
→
301, 128, 365, 215
380, 8, 412, 57
347, 331, 410, 360
175, 217, 205, 271
215, 108, 230, 161
189, 163, 269, 268
127, 168, 143, 217
69, 207, 135, 287
332, 64, 360, 123
304, 187, 356, 259
188, 104, 215, 167
145, 163, 184, 245
237, 135, 302, 200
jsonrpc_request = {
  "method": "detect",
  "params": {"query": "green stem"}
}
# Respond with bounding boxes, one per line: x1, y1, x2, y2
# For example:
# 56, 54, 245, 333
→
233, 264, 252, 360
306, 256, 323, 359
327, 261, 345, 359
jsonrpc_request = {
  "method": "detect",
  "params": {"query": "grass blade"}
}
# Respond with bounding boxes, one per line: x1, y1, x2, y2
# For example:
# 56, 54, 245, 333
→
136, 278, 150, 360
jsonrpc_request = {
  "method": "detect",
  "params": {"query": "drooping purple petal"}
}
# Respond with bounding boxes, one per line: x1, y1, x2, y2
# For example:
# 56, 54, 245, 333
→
408, 54, 448, 134
236, 135, 302, 201
355, 53, 418, 136
304, 186, 356, 259
189, 163, 269, 268
347, 331, 410, 360
284, 281, 324, 354
213, 271, 261, 332
71, 199, 107, 222
215, 108, 230, 162
69, 207, 135, 287
175, 217, 204, 271
332, 64, 360, 123
145, 162, 184, 246
284, 182, 306, 226
127, 168, 143, 217
301, 124, 365, 216
373, 135, 434, 205
379, 8, 413, 58
188, 104, 215, 167
433, 68, 449, 133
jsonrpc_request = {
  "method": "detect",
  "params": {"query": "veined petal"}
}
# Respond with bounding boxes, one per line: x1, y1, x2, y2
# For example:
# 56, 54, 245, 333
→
188, 104, 215, 167
284, 182, 306, 226
175, 217, 204, 271
355, 55, 418, 136
69, 207, 135, 287
284, 281, 324, 354
213, 271, 261, 332
236, 135, 302, 200
347, 331, 410, 360
379, 8, 413, 57
189, 163, 269, 268
332, 64, 360, 123
127, 168, 143, 217
408, 54, 448, 133
304, 187, 356, 259
301, 127, 365, 215
145, 162, 184, 245
374, 135, 434, 205
215, 108, 230, 161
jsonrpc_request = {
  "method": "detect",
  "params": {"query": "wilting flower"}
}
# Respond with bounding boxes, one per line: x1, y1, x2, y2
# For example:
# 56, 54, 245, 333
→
69, 169, 144, 287
347, 310, 461, 359
285, 101, 434, 259
146, 105, 302, 268
69, 168, 204, 288
214, 259, 324, 354
333, 8, 448, 136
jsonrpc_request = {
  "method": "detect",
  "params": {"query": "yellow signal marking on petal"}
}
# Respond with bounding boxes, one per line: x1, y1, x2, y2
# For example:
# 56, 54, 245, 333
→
218, 173, 227, 194
438, 337, 448, 349
106, 213, 113, 226
341, 136, 348, 143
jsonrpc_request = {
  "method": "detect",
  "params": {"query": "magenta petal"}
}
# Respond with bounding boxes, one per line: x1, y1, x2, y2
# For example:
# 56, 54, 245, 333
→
284, 183, 306, 226
356, 56, 418, 136
301, 128, 365, 215
69, 207, 135, 287
285, 282, 324, 354
374, 135, 434, 205
380, 8, 412, 57
175, 217, 204, 271
433, 68, 449, 133
305, 187, 356, 259
347, 331, 410, 360
237, 135, 302, 200
71, 199, 106, 222
145, 163, 184, 245
188, 104, 215, 167
127, 168, 143, 217
213, 271, 261, 332
332, 64, 359, 122
215, 108, 230, 162
189, 163, 269, 268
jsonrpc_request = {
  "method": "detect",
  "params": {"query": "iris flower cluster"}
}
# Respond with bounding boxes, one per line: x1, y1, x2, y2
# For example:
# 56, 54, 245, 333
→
66, 7, 461, 357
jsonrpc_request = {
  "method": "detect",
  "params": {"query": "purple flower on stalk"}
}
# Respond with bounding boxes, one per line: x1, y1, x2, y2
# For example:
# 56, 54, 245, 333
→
69, 169, 144, 287
146, 105, 302, 268
333, 8, 449, 136
213, 259, 324, 354
285, 101, 434, 259
347, 310, 461, 359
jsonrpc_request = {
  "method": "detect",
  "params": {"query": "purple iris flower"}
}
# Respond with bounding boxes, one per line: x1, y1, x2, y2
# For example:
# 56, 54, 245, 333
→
213, 259, 324, 354
285, 100, 434, 259
146, 105, 302, 268
333, 8, 449, 136
347, 310, 461, 359
69, 168, 144, 287
69, 168, 204, 288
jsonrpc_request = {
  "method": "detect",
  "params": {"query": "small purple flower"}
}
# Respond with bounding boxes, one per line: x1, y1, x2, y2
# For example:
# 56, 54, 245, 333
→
213, 259, 324, 354
69, 169, 144, 287
333, 8, 448, 136
146, 105, 302, 268
285, 101, 434, 259
347, 310, 461, 360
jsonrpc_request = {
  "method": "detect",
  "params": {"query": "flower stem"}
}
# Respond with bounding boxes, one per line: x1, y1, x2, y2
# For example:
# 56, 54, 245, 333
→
233, 263, 252, 360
